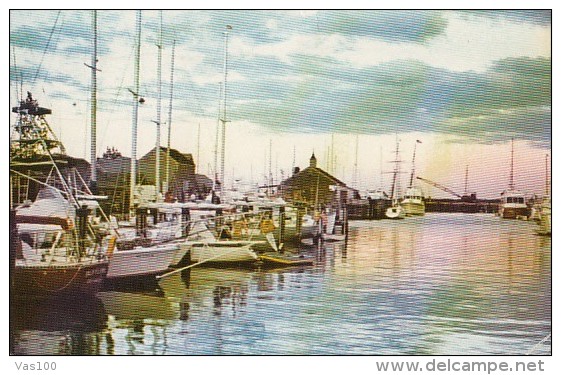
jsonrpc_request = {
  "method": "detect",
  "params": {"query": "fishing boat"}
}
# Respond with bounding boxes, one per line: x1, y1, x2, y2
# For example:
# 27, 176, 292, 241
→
13, 189, 110, 298
499, 190, 530, 219
10, 94, 111, 298
401, 140, 425, 216
401, 187, 425, 216
385, 138, 406, 219
499, 140, 530, 220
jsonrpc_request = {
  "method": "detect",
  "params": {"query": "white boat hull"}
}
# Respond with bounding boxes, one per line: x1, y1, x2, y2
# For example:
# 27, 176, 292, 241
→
185, 241, 260, 264
499, 204, 530, 219
536, 202, 551, 235
385, 205, 406, 219
107, 243, 183, 279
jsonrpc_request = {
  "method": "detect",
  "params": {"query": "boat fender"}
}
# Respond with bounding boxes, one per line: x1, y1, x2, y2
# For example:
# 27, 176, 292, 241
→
107, 236, 117, 258
260, 219, 276, 234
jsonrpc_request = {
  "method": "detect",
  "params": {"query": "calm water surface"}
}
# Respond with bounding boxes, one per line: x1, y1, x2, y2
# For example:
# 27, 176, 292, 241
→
11, 213, 551, 355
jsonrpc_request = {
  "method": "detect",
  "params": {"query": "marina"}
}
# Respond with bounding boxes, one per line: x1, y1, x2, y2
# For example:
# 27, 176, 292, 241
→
9, 10, 551, 357
11, 214, 551, 355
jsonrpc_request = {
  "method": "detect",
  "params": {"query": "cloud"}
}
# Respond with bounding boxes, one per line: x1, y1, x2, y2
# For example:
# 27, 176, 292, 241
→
458, 10, 551, 26
316, 10, 448, 43
10, 10, 551, 152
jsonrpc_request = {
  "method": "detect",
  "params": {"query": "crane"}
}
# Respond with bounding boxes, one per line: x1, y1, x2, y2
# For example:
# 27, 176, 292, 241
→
416, 176, 477, 202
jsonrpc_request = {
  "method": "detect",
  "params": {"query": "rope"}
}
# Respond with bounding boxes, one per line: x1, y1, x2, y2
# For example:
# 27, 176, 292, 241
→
526, 333, 551, 355
32, 11, 62, 85
35, 264, 84, 293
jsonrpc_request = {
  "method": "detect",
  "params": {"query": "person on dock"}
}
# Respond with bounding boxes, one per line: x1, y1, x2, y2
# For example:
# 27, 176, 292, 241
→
259, 212, 278, 251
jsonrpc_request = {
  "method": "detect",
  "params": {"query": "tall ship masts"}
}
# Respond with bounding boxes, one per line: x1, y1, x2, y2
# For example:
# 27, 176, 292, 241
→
219, 26, 231, 198
154, 10, 163, 197
88, 10, 98, 192
165, 40, 176, 188
129, 10, 141, 213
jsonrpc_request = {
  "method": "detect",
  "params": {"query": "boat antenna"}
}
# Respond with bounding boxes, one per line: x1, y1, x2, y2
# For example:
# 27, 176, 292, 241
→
166, 39, 176, 190
129, 10, 142, 214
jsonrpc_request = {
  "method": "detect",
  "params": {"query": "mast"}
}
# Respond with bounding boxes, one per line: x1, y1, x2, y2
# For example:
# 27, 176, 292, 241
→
408, 140, 421, 188
129, 10, 141, 214
379, 146, 383, 190
390, 137, 401, 202
154, 10, 163, 197
88, 10, 98, 192
269, 139, 273, 195
165, 39, 176, 192
214, 82, 223, 188
353, 134, 358, 188
292, 145, 296, 175
509, 138, 515, 190
545, 154, 550, 197
196, 123, 201, 173
219, 25, 231, 198
464, 165, 469, 195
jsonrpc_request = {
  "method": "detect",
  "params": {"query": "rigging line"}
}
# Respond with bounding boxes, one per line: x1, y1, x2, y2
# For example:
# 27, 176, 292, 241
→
32, 10, 62, 85
99, 40, 136, 152
10, 46, 21, 102
526, 332, 551, 355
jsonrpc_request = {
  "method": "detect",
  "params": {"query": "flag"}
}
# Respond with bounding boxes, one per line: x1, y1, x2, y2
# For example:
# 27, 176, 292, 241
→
416, 140, 422, 143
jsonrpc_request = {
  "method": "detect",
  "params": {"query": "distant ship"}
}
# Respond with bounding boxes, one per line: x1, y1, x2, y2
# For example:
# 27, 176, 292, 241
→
499, 140, 530, 219
401, 140, 425, 216
401, 186, 425, 216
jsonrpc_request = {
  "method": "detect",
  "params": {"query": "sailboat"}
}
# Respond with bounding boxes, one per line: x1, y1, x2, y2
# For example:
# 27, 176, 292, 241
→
105, 11, 187, 280
499, 139, 530, 219
401, 140, 425, 216
385, 138, 406, 219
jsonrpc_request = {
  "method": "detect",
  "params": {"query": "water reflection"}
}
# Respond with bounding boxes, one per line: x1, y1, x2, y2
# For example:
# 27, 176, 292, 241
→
11, 297, 107, 355
11, 214, 551, 355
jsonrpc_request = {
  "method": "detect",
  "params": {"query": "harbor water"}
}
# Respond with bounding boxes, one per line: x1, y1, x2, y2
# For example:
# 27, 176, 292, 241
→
11, 213, 551, 355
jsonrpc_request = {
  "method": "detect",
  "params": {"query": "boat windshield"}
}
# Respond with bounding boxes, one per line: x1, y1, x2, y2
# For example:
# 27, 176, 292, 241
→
507, 197, 525, 204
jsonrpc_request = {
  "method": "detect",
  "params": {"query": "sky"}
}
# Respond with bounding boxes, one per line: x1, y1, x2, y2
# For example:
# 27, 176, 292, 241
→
9, 9, 552, 199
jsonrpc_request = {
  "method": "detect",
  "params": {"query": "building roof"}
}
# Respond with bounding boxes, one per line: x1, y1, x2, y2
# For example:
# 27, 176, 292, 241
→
97, 154, 133, 176
280, 165, 349, 189
141, 147, 194, 166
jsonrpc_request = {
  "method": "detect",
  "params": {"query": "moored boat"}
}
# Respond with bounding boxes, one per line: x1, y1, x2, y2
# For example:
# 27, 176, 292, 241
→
401, 140, 425, 216
13, 188, 110, 298
385, 137, 406, 219
10, 93, 111, 299
499, 139, 530, 220
401, 187, 425, 216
